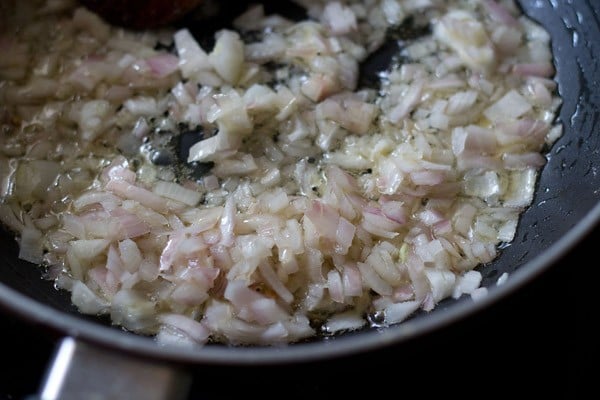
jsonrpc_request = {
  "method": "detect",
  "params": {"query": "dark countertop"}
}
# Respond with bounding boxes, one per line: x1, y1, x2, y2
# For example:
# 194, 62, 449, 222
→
1, 226, 596, 400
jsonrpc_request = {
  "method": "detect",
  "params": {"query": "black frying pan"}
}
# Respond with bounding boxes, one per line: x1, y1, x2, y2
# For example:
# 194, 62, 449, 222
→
1, 1, 598, 398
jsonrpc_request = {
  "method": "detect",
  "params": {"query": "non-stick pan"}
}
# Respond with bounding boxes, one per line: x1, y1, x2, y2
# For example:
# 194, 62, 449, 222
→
1, 1, 599, 399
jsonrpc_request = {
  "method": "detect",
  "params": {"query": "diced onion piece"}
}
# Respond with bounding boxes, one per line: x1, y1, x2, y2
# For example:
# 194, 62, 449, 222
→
383, 300, 420, 325
484, 89, 532, 123
434, 10, 496, 70
153, 181, 202, 206
174, 28, 211, 79
158, 313, 210, 344
18, 225, 44, 264
322, 311, 365, 334
322, 2, 358, 35
452, 270, 482, 299
71, 281, 110, 315
110, 289, 157, 332
209, 30, 245, 84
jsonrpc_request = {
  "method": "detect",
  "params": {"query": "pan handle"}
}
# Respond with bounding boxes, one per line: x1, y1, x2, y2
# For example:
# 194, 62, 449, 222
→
29, 337, 192, 400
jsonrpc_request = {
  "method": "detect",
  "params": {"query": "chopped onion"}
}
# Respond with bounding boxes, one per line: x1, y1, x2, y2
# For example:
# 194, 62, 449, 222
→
0, 0, 562, 347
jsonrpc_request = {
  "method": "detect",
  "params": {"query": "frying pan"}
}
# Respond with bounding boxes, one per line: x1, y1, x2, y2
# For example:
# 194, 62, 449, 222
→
1, 1, 599, 398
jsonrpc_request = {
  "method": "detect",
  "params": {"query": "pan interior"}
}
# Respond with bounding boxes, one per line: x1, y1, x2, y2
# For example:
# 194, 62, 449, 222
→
1, 0, 599, 364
